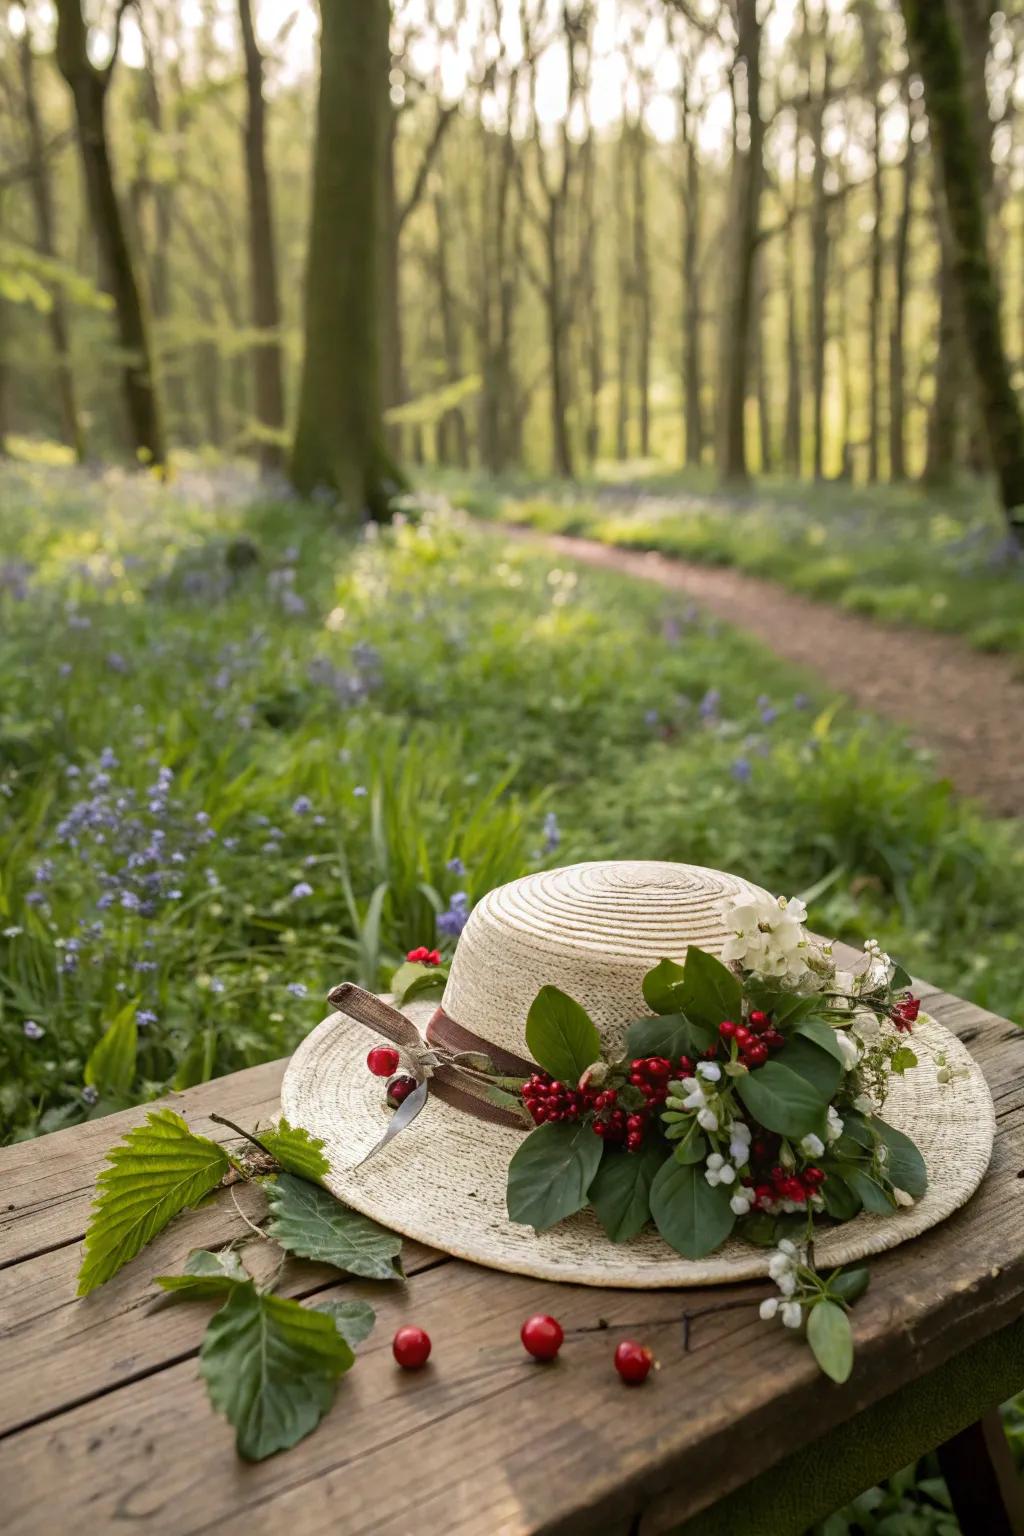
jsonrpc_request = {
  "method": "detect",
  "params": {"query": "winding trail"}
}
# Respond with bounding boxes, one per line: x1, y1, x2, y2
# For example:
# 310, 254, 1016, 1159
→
502, 525, 1024, 818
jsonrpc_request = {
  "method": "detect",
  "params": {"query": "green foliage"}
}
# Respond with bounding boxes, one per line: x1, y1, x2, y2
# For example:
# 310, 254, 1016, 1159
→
155, 1246, 250, 1300
311, 1298, 377, 1348
588, 1142, 663, 1243
505, 1120, 604, 1231
648, 1156, 736, 1259
735, 1060, 829, 1139
77, 1109, 231, 1294
676, 946, 743, 1032
199, 1282, 354, 1461
524, 987, 602, 1082
806, 1299, 854, 1384
83, 1000, 138, 1099
264, 1173, 404, 1280
258, 1118, 330, 1182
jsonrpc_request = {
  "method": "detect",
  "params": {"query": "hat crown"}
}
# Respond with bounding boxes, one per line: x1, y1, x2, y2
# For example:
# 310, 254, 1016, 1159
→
441, 860, 771, 1060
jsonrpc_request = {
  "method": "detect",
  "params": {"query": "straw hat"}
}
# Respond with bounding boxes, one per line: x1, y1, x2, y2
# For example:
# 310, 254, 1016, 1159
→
281, 861, 994, 1287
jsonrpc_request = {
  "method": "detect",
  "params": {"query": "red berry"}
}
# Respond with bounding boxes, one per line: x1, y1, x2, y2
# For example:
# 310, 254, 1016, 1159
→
520, 1314, 564, 1362
392, 1325, 431, 1369
614, 1340, 654, 1385
387, 1074, 418, 1107
719, 1020, 738, 1039
702, 1045, 719, 1060
746, 1042, 768, 1066
367, 1045, 401, 1077
749, 1009, 769, 1030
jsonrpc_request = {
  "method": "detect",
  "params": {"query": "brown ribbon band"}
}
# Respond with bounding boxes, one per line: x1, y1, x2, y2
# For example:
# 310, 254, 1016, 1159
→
327, 982, 530, 1132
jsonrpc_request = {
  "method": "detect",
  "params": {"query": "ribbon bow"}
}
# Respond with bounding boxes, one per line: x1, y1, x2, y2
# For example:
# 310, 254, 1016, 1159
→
327, 982, 531, 1165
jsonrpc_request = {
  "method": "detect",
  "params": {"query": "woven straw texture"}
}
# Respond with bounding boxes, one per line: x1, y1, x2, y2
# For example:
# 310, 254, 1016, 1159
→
281, 861, 995, 1289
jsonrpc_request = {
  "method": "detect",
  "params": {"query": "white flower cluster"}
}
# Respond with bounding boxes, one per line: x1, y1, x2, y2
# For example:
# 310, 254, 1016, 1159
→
718, 892, 817, 984
677, 1074, 720, 1132
759, 1240, 804, 1330
702, 1116, 753, 1214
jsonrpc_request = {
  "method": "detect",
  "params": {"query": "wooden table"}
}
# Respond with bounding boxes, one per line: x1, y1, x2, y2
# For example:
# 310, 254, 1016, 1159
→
3, 966, 1024, 1536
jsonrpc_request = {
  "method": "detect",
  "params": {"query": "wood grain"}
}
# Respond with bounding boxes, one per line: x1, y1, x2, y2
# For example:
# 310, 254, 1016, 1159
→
0, 967, 1021, 1536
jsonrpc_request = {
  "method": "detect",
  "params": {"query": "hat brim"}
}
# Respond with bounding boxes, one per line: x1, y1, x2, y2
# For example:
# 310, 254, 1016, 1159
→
280, 999, 994, 1288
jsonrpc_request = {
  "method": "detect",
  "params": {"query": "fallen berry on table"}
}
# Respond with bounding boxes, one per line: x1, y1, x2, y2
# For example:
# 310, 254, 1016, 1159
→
614, 1340, 654, 1385
393, 1326, 432, 1369
367, 1045, 401, 1077
387, 1074, 418, 1107
520, 1314, 564, 1361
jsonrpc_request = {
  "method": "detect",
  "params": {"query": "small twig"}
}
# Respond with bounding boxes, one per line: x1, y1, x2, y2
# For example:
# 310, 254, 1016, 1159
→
566, 1296, 760, 1352
210, 1112, 276, 1160
229, 1185, 271, 1242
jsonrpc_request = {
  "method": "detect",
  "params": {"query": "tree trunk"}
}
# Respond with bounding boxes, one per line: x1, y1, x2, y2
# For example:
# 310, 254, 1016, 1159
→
682, 115, 703, 467
54, 0, 165, 468
863, 13, 885, 484
889, 83, 915, 481
290, 0, 404, 516
545, 213, 574, 479
809, 29, 830, 481
924, 225, 962, 485
902, 0, 1024, 538
615, 131, 630, 460
433, 185, 468, 468
19, 19, 85, 462
238, 0, 286, 475
632, 120, 651, 459
716, 0, 764, 484
381, 108, 405, 455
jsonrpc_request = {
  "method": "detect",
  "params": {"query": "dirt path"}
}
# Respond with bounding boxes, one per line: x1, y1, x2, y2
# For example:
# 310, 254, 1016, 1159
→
503, 526, 1024, 818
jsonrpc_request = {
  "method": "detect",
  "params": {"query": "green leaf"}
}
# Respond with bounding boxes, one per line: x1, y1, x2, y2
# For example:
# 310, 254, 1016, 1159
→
821, 1174, 862, 1221
648, 1158, 736, 1259
84, 1000, 138, 1098
793, 1017, 847, 1066
807, 1299, 854, 1384
312, 1298, 377, 1348
265, 1174, 403, 1281
172, 1027, 217, 1090
779, 1035, 843, 1098
736, 1061, 829, 1138
506, 1120, 603, 1231
673, 1131, 708, 1164
200, 1283, 354, 1461
588, 1143, 664, 1243
155, 1247, 249, 1301
890, 964, 913, 994
872, 1117, 928, 1199
260, 1118, 330, 1182
642, 957, 686, 1014
391, 960, 447, 1006
830, 1266, 870, 1306
844, 1168, 894, 1215
78, 1109, 231, 1295
678, 945, 743, 1031
890, 1046, 918, 1076
524, 986, 601, 1083
624, 1012, 714, 1059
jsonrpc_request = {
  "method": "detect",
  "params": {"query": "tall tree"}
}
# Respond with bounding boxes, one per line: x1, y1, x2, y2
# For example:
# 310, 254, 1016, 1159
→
902, 0, 1024, 540
889, 76, 917, 481
290, 0, 404, 516
677, 45, 704, 468
54, 0, 165, 467
238, 0, 286, 474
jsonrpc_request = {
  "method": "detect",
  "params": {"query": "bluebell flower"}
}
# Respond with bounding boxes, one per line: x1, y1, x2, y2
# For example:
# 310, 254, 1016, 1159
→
287, 983, 308, 999
137, 1010, 158, 1028
292, 795, 313, 816
23, 1020, 44, 1040
699, 688, 721, 721
661, 616, 682, 644
793, 693, 810, 710
291, 881, 314, 900
447, 856, 466, 876
353, 785, 368, 798
120, 891, 140, 911
106, 652, 129, 674
542, 811, 560, 854
438, 891, 470, 938
644, 709, 660, 729
209, 978, 226, 995
82, 1085, 99, 1106
731, 757, 752, 783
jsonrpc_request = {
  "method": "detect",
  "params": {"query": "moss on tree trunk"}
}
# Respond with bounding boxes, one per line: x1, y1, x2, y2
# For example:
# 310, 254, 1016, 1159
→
902, 0, 1024, 538
290, 0, 405, 519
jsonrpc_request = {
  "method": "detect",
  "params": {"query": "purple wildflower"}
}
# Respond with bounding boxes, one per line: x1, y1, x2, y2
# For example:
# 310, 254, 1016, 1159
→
447, 856, 466, 876
82, 1085, 99, 1106
290, 881, 313, 900
137, 1010, 158, 1028
542, 812, 560, 854
23, 1020, 44, 1040
438, 891, 470, 939
699, 688, 721, 721
287, 983, 308, 998
731, 757, 753, 783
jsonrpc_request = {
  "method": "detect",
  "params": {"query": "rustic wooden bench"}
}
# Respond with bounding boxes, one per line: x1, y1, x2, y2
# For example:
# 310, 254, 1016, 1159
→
2, 966, 1023, 1535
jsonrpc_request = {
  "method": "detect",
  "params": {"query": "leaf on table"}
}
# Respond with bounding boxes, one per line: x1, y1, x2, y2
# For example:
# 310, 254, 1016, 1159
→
77, 1108, 231, 1295
806, 1299, 854, 1384
312, 1298, 377, 1348
259, 1117, 330, 1182
524, 986, 601, 1082
648, 1157, 736, 1259
84, 999, 138, 1099
506, 1119, 603, 1231
155, 1246, 250, 1301
200, 1282, 354, 1461
265, 1173, 404, 1280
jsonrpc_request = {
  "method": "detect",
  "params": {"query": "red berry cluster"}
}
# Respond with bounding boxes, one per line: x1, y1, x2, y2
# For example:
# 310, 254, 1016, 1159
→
718, 1009, 785, 1068
750, 1163, 825, 1210
597, 1055, 695, 1151
406, 946, 442, 966
890, 995, 920, 1033
521, 1071, 592, 1125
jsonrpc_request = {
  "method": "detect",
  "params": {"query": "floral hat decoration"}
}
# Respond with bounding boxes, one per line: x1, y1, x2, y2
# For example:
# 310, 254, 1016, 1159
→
281, 861, 994, 1290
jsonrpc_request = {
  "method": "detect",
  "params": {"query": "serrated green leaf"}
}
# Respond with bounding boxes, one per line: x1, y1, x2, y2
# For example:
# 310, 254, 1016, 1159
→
312, 1298, 377, 1348
642, 957, 687, 1014
524, 986, 601, 1083
872, 1117, 928, 1199
807, 1299, 854, 1383
155, 1247, 249, 1300
890, 1046, 918, 1075
200, 1283, 354, 1461
678, 946, 743, 1031
588, 1143, 664, 1243
506, 1120, 603, 1231
265, 1174, 403, 1280
260, 1118, 330, 1182
649, 1157, 736, 1259
84, 1000, 138, 1098
78, 1109, 231, 1295
736, 1060, 829, 1138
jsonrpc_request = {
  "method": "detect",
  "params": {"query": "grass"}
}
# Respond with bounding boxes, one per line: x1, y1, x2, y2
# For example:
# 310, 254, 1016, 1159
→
433, 464, 1024, 658
1, 460, 1021, 1145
